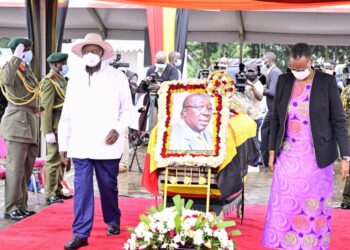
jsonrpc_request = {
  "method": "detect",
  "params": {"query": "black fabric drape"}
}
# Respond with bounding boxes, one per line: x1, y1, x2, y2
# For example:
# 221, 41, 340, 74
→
25, 0, 41, 79
56, 0, 70, 53
175, 9, 189, 73
46, 0, 59, 74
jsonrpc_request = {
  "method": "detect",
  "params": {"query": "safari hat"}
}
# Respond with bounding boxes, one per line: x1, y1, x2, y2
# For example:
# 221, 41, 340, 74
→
71, 33, 113, 60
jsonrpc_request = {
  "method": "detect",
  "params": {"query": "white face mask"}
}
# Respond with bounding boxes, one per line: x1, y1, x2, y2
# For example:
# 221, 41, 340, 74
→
292, 68, 310, 80
325, 69, 334, 75
218, 64, 227, 70
22, 51, 33, 64
60, 64, 69, 76
83, 53, 101, 67
155, 63, 166, 70
175, 60, 182, 67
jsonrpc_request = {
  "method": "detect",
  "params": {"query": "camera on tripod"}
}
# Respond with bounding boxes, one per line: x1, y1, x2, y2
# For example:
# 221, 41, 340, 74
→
235, 71, 247, 93
109, 53, 130, 69
139, 73, 163, 93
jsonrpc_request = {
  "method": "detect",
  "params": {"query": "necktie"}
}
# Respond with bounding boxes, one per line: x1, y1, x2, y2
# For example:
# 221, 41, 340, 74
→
197, 133, 209, 150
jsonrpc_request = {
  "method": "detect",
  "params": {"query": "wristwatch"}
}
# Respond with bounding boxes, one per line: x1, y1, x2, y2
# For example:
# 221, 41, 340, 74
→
342, 156, 350, 162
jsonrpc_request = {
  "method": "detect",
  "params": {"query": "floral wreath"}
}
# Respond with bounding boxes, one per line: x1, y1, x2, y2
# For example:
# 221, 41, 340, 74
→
154, 70, 235, 168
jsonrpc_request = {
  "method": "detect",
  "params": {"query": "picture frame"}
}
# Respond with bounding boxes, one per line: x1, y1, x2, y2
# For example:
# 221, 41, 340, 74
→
154, 74, 234, 168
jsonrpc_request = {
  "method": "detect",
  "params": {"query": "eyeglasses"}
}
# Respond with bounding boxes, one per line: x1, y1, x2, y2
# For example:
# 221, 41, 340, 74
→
185, 106, 213, 113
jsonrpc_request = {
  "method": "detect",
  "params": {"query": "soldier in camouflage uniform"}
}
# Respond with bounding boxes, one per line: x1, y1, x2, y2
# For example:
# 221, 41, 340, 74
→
0, 38, 40, 221
40, 53, 72, 205
340, 84, 350, 209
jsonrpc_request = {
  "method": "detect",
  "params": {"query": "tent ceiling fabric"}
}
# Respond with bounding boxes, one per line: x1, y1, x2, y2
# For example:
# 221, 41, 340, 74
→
1, 4, 350, 45
99, 0, 350, 10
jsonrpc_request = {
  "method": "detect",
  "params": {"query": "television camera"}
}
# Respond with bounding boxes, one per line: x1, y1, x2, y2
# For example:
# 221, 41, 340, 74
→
109, 53, 130, 69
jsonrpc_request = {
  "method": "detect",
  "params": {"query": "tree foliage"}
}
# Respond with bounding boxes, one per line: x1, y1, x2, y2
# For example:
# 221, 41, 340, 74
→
186, 42, 350, 78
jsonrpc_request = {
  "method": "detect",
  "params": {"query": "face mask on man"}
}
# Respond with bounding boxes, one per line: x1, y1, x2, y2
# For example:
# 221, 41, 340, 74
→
22, 51, 33, 64
292, 68, 310, 80
247, 70, 257, 81
83, 53, 101, 67
60, 64, 69, 76
217, 64, 227, 70
175, 60, 182, 67
155, 63, 167, 71
325, 69, 334, 75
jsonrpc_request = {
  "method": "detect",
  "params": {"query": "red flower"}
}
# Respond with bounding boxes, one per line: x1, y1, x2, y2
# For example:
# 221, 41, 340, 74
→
190, 226, 195, 231
215, 80, 221, 87
168, 230, 175, 238
212, 225, 218, 231
192, 214, 198, 218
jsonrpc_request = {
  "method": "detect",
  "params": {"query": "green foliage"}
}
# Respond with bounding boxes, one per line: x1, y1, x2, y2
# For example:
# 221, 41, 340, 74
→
174, 214, 181, 233
140, 214, 151, 225
217, 220, 236, 229
172, 195, 184, 214
231, 229, 242, 236
186, 42, 350, 77
147, 205, 158, 215
185, 199, 194, 209
0, 38, 10, 48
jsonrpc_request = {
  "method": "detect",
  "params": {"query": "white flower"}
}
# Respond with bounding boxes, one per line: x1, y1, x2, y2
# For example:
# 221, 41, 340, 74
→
135, 223, 146, 238
193, 230, 204, 245
143, 231, 153, 243
173, 234, 182, 243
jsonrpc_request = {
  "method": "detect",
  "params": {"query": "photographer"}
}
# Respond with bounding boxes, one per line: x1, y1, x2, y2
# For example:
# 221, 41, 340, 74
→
141, 51, 179, 93
245, 63, 264, 167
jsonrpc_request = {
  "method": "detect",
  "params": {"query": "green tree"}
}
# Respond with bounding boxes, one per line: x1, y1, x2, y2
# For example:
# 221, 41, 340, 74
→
0, 38, 10, 48
186, 42, 350, 78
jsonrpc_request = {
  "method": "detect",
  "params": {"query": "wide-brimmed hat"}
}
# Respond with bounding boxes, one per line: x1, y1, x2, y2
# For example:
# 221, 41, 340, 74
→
71, 33, 113, 60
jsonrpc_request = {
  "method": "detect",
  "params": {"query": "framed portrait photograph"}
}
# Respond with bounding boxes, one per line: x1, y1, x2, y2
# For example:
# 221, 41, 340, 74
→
154, 77, 233, 168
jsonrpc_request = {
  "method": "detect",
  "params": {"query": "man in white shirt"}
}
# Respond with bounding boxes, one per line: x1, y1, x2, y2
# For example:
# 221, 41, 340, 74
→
58, 33, 132, 250
170, 93, 213, 152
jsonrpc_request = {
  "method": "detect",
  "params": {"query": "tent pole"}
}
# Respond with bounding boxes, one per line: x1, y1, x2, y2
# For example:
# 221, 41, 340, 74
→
239, 40, 243, 63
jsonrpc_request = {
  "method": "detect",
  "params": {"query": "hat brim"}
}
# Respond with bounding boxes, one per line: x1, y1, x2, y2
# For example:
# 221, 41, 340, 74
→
71, 40, 114, 60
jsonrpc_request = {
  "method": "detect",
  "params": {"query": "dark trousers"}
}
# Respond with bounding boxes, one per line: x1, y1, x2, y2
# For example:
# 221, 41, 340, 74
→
72, 158, 120, 239
260, 112, 271, 167
252, 118, 263, 166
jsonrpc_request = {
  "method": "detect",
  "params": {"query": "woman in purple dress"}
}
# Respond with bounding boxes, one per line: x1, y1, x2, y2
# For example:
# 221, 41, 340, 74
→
263, 43, 350, 249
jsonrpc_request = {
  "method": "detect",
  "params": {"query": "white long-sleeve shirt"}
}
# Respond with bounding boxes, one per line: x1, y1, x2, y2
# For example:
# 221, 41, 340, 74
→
58, 61, 133, 159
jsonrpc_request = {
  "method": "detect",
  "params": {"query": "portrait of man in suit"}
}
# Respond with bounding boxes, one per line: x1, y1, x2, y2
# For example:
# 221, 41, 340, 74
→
169, 93, 213, 152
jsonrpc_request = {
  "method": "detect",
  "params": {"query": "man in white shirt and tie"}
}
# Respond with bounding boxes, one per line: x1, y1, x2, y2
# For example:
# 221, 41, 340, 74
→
58, 33, 132, 250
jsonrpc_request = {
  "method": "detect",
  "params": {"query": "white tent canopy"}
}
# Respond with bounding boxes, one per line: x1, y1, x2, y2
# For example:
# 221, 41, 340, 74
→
0, 1, 350, 46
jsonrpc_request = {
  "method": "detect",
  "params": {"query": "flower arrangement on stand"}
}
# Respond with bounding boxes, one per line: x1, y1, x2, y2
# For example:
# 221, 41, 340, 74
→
124, 195, 240, 250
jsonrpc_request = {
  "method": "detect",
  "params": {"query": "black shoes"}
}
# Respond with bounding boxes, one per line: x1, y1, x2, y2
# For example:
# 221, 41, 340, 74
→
4, 210, 26, 221
57, 193, 73, 200
107, 224, 120, 236
64, 237, 88, 250
337, 203, 350, 209
21, 210, 36, 217
46, 195, 64, 205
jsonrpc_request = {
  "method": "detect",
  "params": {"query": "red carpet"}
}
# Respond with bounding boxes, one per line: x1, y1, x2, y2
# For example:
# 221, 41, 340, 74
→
0, 197, 348, 250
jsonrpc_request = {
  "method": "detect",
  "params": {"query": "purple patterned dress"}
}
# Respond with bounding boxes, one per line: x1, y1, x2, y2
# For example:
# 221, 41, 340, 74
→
262, 81, 334, 250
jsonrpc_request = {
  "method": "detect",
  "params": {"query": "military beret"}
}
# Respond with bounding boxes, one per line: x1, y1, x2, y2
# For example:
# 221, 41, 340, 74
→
8, 37, 32, 49
47, 53, 68, 63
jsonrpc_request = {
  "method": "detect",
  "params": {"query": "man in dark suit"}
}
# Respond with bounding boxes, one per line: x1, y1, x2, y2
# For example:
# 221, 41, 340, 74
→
145, 51, 179, 92
260, 52, 282, 167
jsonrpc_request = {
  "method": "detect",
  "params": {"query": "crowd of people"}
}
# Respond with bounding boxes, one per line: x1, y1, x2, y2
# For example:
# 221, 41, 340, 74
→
0, 32, 349, 250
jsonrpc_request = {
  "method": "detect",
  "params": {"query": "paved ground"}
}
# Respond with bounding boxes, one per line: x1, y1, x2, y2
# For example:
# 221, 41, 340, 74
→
0, 144, 347, 230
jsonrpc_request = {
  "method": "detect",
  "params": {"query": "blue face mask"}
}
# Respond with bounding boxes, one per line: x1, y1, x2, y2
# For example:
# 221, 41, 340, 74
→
60, 64, 69, 76
22, 51, 33, 64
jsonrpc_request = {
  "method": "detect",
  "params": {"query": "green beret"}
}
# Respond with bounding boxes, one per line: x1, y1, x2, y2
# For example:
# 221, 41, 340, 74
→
8, 37, 32, 49
47, 53, 68, 63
